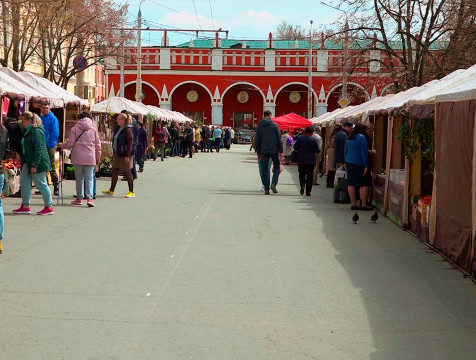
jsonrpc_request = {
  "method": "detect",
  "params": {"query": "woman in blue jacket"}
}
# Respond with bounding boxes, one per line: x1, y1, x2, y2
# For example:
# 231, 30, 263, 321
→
345, 123, 371, 210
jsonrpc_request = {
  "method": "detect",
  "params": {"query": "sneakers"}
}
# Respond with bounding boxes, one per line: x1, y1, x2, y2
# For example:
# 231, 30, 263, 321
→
13, 205, 31, 214
264, 190, 270, 195
125, 191, 135, 198
102, 190, 115, 196
87, 199, 95, 207
270, 184, 278, 193
0, 240, 3, 254
71, 199, 83, 206
37, 206, 54, 215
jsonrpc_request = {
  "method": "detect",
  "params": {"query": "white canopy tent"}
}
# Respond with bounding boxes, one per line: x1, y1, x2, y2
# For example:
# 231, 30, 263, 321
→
0, 67, 64, 108
0, 67, 48, 104
20, 71, 89, 107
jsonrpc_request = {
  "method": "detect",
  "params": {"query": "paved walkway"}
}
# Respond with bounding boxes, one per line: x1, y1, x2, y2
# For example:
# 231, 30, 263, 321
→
1, 145, 476, 359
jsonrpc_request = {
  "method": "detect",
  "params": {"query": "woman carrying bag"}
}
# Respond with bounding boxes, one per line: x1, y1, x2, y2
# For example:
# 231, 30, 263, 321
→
13, 112, 54, 216
58, 111, 101, 207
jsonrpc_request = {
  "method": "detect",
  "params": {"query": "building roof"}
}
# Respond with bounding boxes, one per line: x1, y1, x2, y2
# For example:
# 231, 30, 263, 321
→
176, 38, 447, 50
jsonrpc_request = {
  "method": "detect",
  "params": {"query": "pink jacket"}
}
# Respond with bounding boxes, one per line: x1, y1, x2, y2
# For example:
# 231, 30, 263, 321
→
60, 117, 101, 165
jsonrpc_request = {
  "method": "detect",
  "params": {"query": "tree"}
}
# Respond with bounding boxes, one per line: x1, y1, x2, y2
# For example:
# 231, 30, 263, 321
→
36, 0, 131, 89
275, 21, 308, 40
324, 0, 476, 91
0, 0, 44, 71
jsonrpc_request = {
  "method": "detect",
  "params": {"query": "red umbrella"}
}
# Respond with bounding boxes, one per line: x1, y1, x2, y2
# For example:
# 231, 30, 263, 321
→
272, 113, 313, 130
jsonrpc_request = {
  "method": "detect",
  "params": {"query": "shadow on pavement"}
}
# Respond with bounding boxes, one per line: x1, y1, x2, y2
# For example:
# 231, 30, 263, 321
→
284, 164, 476, 359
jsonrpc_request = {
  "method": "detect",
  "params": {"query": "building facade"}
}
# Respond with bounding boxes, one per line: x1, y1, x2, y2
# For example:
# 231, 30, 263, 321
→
106, 34, 415, 127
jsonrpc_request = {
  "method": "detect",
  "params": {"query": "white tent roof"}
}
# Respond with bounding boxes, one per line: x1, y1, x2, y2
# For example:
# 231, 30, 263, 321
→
0, 67, 48, 102
436, 76, 476, 103
20, 71, 89, 106
312, 107, 356, 125
0, 68, 64, 108
91, 97, 149, 115
406, 65, 476, 108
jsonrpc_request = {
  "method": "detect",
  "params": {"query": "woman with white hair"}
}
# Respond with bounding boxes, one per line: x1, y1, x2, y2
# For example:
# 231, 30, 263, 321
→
13, 111, 54, 215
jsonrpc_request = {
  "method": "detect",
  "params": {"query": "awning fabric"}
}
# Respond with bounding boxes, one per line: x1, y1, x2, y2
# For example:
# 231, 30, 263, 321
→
272, 113, 312, 130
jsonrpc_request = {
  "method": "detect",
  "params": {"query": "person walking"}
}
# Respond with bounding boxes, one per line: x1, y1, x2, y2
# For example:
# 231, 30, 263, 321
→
345, 123, 371, 210
169, 121, 179, 156
58, 111, 101, 207
334, 121, 353, 169
326, 125, 341, 188
255, 110, 283, 195
194, 125, 201, 152
102, 113, 135, 198
153, 122, 167, 161
40, 103, 59, 196
294, 126, 320, 196
213, 126, 222, 152
281, 130, 294, 165
224, 127, 232, 150
312, 126, 324, 185
181, 122, 194, 158
0, 121, 8, 253
136, 122, 148, 172
202, 125, 211, 152
13, 112, 54, 215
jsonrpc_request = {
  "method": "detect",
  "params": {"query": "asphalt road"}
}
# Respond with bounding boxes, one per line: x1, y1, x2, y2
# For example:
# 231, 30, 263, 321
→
1, 145, 476, 360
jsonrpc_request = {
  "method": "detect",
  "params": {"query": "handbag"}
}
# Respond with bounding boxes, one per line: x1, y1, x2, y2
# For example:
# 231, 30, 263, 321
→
69, 130, 87, 159
290, 150, 298, 163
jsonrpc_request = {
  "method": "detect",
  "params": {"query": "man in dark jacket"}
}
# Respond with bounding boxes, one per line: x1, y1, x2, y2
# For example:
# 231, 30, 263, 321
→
334, 121, 353, 168
255, 110, 283, 195
2, 115, 23, 157
136, 122, 148, 172
294, 126, 320, 196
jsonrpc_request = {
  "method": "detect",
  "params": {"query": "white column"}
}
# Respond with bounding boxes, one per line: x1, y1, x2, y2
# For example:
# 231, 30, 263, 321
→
265, 50, 276, 71
317, 50, 328, 72
212, 49, 223, 71
160, 48, 171, 69
212, 103, 223, 124
315, 103, 328, 117
264, 103, 276, 117
160, 101, 171, 110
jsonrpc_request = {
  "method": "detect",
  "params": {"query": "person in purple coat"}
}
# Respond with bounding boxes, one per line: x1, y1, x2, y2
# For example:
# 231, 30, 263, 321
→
136, 122, 148, 172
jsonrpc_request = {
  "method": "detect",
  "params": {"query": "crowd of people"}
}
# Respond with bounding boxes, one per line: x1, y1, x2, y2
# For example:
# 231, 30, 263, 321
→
252, 110, 374, 210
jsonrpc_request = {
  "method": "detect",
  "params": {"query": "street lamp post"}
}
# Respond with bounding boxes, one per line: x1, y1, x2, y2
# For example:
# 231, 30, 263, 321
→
308, 20, 313, 119
321, 2, 350, 107
135, 5, 143, 102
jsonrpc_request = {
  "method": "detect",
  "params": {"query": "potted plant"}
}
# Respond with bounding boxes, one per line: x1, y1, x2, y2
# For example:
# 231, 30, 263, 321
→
100, 156, 112, 177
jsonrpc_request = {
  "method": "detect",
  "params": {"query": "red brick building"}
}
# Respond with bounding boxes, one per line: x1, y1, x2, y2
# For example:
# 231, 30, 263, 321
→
106, 34, 403, 128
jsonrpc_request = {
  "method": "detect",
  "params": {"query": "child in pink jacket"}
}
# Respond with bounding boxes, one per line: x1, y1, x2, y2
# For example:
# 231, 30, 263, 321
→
58, 111, 101, 207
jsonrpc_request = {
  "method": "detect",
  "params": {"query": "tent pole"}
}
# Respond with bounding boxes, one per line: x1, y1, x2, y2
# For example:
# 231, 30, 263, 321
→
383, 115, 394, 213
403, 117, 411, 226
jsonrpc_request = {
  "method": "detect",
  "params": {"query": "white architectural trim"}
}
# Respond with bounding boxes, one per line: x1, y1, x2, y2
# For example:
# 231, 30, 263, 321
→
325, 82, 370, 103
124, 80, 161, 100
169, 80, 213, 100
273, 82, 317, 103
221, 81, 266, 103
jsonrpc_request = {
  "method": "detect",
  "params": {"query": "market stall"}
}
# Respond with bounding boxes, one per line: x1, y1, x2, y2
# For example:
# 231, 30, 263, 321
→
272, 113, 312, 130
432, 76, 476, 274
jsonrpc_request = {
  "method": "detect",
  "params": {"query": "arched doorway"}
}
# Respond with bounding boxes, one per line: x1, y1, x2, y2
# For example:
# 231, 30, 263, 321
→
222, 83, 264, 129
170, 82, 212, 124
124, 82, 160, 106
275, 83, 314, 117
327, 84, 369, 112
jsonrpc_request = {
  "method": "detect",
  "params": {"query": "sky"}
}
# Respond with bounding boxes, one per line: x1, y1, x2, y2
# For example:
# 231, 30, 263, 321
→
119, 0, 342, 47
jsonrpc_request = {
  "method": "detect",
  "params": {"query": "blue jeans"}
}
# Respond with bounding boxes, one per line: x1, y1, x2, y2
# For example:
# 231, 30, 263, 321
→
20, 164, 53, 207
74, 165, 95, 199
131, 154, 137, 177
259, 153, 280, 191
0, 173, 4, 239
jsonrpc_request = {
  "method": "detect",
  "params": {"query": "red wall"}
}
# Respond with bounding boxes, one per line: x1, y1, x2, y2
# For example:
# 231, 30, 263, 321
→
124, 83, 160, 106
171, 83, 212, 123
222, 85, 264, 127
275, 84, 312, 117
